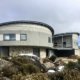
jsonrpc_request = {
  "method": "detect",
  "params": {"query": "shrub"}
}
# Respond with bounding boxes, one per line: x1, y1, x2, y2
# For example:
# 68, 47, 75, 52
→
78, 58, 80, 64
12, 73, 49, 80
48, 72, 63, 80
26, 73, 49, 80
11, 57, 41, 74
65, 61, 76, 69
48, 69, 80, 80
68, 55, 79, 59
2, 65, 18, 78
11, 56, 34, 65
12, 73, 26, 80
19, 63, 40, 75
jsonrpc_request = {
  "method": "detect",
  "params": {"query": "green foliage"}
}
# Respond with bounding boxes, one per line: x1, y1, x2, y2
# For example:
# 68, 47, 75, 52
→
68, 55, 79, 59
12, 73, 49, 80
11, 56, 41, 74
19, 63, 40, 75
12, 73, 26, 80
65, 61, 76, 69
11, 56, 34, 65
2, 65, 18, 77
2, 56, 80, 80
78, 58, 80, 64
1, 56, 41, 78
48, 69, 80, 80
26, 73, 49, 80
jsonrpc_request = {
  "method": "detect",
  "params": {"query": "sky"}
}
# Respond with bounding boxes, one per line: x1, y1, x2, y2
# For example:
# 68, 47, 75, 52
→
0, 0, 80, 34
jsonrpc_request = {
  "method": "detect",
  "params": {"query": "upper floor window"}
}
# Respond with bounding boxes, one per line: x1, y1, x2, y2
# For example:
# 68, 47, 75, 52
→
4, 34, 16, 41
63, 42, 66, 47
48, 37, 52, 43
20, 34, 27, 41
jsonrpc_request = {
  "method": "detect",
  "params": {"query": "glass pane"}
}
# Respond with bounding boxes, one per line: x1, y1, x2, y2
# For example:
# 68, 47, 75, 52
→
4, 34, 15, 41
10, 34, 15, 40
33, 48, 40, 57
48, 37, 51, 43
20, 34, 27, 41
4, 35, 10, 40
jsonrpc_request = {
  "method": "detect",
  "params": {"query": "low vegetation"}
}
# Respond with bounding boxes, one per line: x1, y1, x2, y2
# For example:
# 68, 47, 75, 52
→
48, 69, 80, 80
1, 56, 80, 80
0, 56, 42, 79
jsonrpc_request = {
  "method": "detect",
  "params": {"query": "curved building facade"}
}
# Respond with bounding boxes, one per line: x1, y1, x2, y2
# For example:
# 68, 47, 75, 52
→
0, 21, 54, 58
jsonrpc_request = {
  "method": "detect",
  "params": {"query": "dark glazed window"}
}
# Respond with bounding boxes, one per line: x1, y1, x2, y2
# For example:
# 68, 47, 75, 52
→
63, 42, 66, 47
48, 37, 52, 43
54, 42, 57, 46
4, 34, 16, 41
33, 48, 40, 57
20, 34, 27, 41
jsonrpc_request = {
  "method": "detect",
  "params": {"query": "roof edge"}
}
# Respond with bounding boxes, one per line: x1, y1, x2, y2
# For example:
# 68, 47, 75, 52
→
54, 32, 80, 36
0, 20, 54, 35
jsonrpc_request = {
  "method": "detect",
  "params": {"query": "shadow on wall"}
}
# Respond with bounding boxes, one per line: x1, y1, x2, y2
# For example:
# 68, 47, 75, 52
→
54, 49, 75, 57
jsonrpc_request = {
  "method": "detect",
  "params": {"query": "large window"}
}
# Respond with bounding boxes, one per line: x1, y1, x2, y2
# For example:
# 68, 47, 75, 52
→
20, 34, 27, 41
63, 42, 66, 47
33, 48, 40, 57
4, 34, 16, 41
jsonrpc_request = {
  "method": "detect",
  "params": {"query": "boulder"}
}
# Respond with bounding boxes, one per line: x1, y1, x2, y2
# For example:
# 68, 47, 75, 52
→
44, 62, 55, 69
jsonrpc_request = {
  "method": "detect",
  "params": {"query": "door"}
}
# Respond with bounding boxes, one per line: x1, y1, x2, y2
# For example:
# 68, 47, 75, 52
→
33, 48, 40, 57
0, 46, 9, 57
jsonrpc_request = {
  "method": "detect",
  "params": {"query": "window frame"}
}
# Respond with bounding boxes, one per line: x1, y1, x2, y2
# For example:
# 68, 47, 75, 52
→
48, 37, 52, 43
33, 48, 40, 57
20, 34, 27, 41
3, 34, 16, 41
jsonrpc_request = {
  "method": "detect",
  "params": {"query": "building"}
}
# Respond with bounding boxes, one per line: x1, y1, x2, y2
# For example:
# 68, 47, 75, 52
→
53, 32, 80, 57
0, 21, 54, 58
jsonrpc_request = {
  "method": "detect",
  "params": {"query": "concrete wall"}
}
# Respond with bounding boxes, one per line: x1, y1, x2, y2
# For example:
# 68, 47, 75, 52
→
0, 34, 3, 41
9, 47, 33, 57
40, 48, 46, 58
72, 34, 78, 49
0, 24, 53, 48
75, 49, 80, 56
0, 24, 52, 34
9, 47, 47, 58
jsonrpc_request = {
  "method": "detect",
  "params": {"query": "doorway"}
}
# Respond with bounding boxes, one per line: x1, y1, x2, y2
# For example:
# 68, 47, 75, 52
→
0, 46, 9, 57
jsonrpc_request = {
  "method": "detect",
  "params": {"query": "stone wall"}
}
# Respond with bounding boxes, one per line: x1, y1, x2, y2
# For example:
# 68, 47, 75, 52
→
9, 47, 33, 57
9, 47, 47, 58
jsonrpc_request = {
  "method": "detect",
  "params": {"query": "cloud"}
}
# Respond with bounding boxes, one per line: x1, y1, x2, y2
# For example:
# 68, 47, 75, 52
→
0, 0, 80, 34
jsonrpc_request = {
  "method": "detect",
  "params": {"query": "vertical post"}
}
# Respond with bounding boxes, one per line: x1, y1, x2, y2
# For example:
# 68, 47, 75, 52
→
62, 35, 63, 48
0, 47, 2, 58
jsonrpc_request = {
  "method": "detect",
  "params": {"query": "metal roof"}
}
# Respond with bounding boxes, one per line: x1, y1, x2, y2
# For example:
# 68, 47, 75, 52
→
54, 32, 80, 37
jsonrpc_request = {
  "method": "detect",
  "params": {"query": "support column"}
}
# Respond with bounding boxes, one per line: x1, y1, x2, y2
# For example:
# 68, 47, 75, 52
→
40, 48, 46, 59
